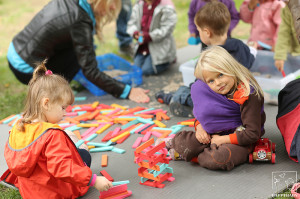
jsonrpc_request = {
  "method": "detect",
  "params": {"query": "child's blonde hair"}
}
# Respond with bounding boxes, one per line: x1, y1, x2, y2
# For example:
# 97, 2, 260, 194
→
89, 0, 121, 40
194, 46, 264, 98
17, 60, 74, 131
194, 1, 230, 36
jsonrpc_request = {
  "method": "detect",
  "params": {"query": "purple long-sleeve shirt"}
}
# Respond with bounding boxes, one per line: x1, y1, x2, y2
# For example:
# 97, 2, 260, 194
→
188, 0, 240, 37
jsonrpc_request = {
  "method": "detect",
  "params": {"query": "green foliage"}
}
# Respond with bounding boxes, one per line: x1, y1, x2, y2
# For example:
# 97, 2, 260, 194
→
0, 184, 21, 199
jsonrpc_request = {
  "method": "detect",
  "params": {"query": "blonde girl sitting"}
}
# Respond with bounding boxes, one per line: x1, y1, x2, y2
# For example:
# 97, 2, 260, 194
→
162, 46, 266, 170
3, 61, 112, 198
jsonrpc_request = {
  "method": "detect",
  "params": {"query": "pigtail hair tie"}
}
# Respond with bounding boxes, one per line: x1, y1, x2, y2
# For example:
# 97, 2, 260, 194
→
45, 70, 53, 75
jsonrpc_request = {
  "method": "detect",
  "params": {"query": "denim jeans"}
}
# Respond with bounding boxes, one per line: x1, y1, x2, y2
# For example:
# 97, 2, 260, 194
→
116, 0, 132, 47
172, 85, 193, 107
134, 53, 169, 75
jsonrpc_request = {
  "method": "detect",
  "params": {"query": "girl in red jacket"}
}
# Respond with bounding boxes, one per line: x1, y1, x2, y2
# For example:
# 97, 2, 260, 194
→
4, 61, 112, 199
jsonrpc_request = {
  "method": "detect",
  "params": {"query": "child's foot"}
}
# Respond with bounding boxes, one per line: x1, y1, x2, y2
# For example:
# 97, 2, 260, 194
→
155, 90, 174, 105
155, 138, 183, 160
169, 99, 194, 118
155, 137, 173, 150
169, 149, 184, 160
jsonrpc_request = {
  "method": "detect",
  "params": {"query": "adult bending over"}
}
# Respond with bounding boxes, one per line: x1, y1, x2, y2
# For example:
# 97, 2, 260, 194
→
7, 0, 149, 103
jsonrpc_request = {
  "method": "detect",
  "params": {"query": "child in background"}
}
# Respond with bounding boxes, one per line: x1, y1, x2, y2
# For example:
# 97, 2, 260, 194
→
159, 46, 265, 170
155, 1, 255, 117
240, 0, 284, 50
127, 0, 177, 76
188, 0, 239, 45
274, 4, 300, 73
3, 61, 112, 198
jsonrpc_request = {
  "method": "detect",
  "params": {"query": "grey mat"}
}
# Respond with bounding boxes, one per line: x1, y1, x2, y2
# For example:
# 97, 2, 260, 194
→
1, 45, 299, 199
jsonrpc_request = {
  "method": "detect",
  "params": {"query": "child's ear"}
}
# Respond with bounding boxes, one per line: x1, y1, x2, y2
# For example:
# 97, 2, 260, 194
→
204, 28, 212, 38
41, 97, 50, 111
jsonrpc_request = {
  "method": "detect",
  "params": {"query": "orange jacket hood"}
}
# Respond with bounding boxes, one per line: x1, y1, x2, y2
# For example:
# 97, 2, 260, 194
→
6, 122, 61, 177
4, 122, 91, 198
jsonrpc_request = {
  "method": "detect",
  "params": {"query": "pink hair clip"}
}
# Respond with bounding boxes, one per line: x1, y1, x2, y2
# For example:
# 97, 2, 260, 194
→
45, 70, 53, 75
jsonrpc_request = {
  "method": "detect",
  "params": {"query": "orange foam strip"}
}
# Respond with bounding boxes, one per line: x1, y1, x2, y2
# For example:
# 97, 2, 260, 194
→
135, 114, 154, 119
156, 112, 170, 120
73, 130, 82, 140
59, 120, 68, 124
87, 110, 101, 120
8, 117, 19, 126
65, 117, 80, 124
115, 120, 128, 125
0, 114, 16, 124
95, 115, 114, 122
73, 112, 90, 121
149, 129, 171, 133
135, 138, 154, 153
101, 154, 108, 167
120, 107, 145, 115
137, 162, 160, 171
159, 130, 171, 138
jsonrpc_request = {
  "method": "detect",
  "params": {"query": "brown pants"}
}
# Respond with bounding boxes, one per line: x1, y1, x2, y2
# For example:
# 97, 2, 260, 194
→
171, 131, 252, 171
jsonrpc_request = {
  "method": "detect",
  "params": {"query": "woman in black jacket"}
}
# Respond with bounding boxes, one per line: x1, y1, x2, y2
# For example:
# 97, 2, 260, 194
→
7, 0, 149, 103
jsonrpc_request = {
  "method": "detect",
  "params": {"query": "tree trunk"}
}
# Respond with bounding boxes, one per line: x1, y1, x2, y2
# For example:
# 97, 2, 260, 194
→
288, 0, 300, 43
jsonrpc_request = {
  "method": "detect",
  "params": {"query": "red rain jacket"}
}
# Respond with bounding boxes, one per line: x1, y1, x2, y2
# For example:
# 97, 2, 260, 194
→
3, 122, 92, 199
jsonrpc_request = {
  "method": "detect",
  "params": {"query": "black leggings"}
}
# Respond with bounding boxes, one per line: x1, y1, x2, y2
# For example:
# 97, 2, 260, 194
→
78, 149, 92, 167
8, 48, 81, 84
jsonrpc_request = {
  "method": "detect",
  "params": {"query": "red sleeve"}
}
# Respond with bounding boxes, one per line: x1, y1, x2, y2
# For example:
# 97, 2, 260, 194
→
194, 119, 200, 131
229, 133, 239, 144
44, 129, 92, 186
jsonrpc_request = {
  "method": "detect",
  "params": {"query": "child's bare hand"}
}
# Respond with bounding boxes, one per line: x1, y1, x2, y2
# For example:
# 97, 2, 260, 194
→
190, 33, 196, 38
247, 41, 257, 49
129, 88, 150, 103
274, 60, 284, 72
248, 0, 259, 9
195, 123, 211, 144
94, 176, 112, 192
211, 135, 230, 146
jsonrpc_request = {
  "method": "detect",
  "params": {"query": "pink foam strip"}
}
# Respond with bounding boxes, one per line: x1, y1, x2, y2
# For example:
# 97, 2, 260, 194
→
140, 109, 164, 115
134, 123, 151, 134
167, 177, 175, 182
100, 184, 127, 198
132, 137, 143, 148
151, 131, 162, 138
106, 108, 122, 116
142, 131, 152, 142
111, 114, 135, 118
81, 124, 105, 140
111, 127, 121, 137
65, 112, 78, 116
81, 127, 96, 138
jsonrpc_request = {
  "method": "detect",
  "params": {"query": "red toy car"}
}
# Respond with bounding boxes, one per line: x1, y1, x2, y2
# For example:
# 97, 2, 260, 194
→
249, 138, 276, 164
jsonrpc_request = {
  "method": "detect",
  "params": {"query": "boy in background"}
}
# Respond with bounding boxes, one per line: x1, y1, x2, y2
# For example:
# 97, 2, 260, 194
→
156, 1, 256, 117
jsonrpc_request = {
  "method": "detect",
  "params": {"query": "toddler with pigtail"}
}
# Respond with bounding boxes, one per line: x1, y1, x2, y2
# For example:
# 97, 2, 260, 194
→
3, 60, 112, 199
